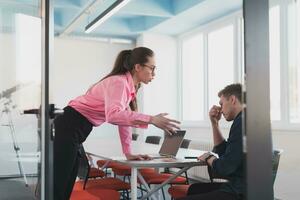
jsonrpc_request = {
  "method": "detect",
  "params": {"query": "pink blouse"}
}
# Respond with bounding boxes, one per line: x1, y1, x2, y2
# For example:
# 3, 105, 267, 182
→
68, 72, 151, 154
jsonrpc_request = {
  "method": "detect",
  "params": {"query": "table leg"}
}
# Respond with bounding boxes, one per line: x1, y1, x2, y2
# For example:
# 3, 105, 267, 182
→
140, 166, 191, 200
131, 167, 138, 200
137, 171, 158, 200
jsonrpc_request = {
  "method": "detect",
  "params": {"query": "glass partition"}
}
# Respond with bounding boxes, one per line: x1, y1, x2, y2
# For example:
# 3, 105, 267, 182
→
0, 1, 43, 199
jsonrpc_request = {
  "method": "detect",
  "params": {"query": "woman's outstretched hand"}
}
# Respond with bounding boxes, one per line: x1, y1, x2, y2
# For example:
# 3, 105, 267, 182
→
125, 154, 153, 161
150, 113, 181, 135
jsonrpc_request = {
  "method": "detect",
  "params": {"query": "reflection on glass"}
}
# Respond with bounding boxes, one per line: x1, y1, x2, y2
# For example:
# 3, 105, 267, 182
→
0, 1, 42, 199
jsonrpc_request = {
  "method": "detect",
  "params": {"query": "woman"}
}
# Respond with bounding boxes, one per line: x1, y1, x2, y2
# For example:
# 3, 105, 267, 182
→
54, 47, 180, 200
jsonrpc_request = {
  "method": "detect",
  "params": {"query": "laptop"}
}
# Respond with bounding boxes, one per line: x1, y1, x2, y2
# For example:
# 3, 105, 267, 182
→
150, 130, 186, 159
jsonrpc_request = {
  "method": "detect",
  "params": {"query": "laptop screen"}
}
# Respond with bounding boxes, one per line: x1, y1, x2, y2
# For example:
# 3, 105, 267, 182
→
159, 130, 186, 157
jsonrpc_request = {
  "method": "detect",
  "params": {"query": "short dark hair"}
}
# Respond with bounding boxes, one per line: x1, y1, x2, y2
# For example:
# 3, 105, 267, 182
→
218, 83, 242, 102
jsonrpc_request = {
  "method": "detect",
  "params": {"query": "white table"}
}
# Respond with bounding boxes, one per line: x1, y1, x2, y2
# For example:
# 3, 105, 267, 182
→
84, 138, 206, 200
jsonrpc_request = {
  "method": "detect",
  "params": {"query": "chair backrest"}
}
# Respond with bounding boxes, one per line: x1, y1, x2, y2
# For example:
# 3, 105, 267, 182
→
180, 139, 191, 149
272, 149, 283, 185
145, 135, 161, 145
207, 149, 283, 184
132, 133, 139, 141
77, 145, 91, 189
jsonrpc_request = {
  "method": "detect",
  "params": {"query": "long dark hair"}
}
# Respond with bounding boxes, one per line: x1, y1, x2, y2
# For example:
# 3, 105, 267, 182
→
102, 47, 154, 80
102, 47, 154, 111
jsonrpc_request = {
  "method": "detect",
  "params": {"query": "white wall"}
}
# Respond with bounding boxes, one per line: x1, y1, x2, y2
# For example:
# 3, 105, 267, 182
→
136, 33, 179, 139
52, 37, 134, 140
52, 37, 133, 108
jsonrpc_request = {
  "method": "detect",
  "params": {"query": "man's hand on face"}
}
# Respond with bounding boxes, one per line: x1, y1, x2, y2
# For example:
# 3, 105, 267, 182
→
209, 105, 222, 124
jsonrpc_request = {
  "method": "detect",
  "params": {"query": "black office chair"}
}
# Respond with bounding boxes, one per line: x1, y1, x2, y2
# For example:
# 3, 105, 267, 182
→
207, 149, 283, 184
77, 145, 91, 189
77, 145, 105, 189
132, 133, 139, 141
145, 135, 161, 145
77, 145, 130, 199
272, 149, 283, 184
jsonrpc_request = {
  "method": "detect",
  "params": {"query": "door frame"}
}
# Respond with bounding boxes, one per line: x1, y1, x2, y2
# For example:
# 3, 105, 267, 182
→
41, 0, 54, 199
243, 0, 274, 199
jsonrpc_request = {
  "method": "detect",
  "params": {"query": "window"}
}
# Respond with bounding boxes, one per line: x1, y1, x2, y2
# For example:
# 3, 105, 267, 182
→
208, 25, 235, 107
182, 34, 204, 121
180, 1, 300, 127
181, 20, 236, 123
269, 5, 281, 121
288, 0, 300, 123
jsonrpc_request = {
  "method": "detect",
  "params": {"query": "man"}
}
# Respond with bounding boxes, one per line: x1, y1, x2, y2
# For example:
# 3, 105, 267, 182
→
180, 83, 244, 200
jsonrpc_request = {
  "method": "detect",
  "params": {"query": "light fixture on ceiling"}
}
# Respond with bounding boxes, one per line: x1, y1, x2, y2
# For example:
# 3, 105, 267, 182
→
85, 0, 131, 34
59, 0, 102, 37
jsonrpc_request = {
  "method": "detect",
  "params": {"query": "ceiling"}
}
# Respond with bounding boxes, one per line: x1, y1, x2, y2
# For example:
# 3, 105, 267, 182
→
0, 0, 242, 40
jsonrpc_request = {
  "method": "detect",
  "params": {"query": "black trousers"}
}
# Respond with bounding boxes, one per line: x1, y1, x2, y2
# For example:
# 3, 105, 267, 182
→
54, 106, 93, 200
178, 183, 240, 200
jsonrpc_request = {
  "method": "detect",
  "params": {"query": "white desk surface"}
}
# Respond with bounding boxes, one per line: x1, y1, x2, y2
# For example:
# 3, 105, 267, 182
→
83, 138, 206, 168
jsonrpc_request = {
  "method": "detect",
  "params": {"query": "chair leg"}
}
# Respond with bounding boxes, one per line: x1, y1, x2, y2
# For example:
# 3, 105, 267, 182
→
127, 175, 131, 183
147, 184, 151, 200
83, 177, 88, 190
161, 187, 166, 200
120, 190, 129, 200
184, 171, 189, 184
138, 183, 144, 198
126, 190, 130, 200
120, 190, 124, 199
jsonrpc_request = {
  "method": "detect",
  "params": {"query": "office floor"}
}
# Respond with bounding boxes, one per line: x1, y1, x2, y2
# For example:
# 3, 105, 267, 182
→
0, 177, 284, 200
0, 178, 37, 200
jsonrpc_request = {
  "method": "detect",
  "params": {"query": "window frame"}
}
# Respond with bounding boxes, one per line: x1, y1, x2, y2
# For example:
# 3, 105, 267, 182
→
271, 0, 300, 129
178, 0, 300, 130
178, 11, 242, 128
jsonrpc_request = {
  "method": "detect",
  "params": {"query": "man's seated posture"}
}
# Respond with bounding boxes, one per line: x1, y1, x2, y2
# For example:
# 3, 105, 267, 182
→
179, 83, 244, 200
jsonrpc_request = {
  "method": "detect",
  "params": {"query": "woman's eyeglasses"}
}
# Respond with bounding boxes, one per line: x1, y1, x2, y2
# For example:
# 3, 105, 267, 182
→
142, 64, 156, 72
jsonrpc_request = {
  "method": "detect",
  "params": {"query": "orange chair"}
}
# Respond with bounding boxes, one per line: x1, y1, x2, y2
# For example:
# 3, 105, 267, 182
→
76, 145, 131, 199
74, 178, 130, 191
96, 160, 119, 176
111, 164, 186, 200
70, 188, 120, 200
78, 146, 106, 189
112, 164, 156, 181
111, 163, 131, 180
142, 173, 187, 185
139, 172, 187, 200
74, 178, 131, 200
88, 167, 106, 179
168, 184, 190, 200
167, 164, 227, 200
